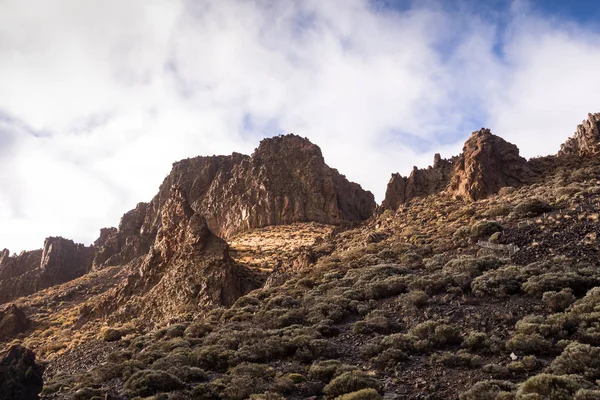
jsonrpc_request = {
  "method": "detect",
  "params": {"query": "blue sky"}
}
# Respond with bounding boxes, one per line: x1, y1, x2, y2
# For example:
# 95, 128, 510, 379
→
1, 0, 600, 251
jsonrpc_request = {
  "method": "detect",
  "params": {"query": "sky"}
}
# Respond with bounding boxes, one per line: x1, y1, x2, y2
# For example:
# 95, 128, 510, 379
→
1, 0, 600, 252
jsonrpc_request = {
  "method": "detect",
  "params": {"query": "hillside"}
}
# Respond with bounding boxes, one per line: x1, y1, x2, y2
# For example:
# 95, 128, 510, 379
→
1, 115, 600, 400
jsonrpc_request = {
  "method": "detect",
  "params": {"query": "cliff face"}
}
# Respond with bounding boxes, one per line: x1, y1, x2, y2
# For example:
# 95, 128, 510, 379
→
94, 186, 258, 323
448, 129, 534, 201
382, 154, 455, 210
383, 129, 535, 209
93, 134, 375, 269
559, 113, 600, 157
92, 202, 151, 269
0, 238, 94, 304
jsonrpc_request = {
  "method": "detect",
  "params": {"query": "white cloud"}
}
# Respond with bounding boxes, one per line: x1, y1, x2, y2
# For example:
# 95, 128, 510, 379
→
0, 0, 599, 252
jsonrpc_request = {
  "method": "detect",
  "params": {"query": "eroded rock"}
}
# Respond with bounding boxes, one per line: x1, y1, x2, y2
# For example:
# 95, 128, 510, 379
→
0, 345, 44, 400
559, 113, 600, 157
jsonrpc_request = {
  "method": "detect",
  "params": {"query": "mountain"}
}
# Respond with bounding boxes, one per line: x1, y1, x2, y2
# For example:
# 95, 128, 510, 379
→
2, 115, 600, 399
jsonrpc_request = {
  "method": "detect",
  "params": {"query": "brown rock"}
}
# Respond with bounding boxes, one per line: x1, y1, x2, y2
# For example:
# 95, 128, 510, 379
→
140, 134, 375, 241
0, 305, 31, 341
382, 154, 455, 210
0, 345, 44, 400
0, 238, 94, 304
96, 186, 258, 323
559, 113, 600, 157
92, 202, 151, 269
448, 128, 534, 201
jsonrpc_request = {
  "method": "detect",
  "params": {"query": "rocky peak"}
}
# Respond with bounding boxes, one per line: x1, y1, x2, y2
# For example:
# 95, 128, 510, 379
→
92, 202, 151, 269
94, 185, 255, 323
448, 128, 533, 201
382, 153, 456, 210
124, 134, 375, 245
0, 238, 93, 305
40, 237, 94, 285
559, 113, 600, 157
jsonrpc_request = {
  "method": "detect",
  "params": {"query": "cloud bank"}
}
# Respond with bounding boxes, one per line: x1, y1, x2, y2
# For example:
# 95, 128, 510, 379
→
1, 0, 600, 251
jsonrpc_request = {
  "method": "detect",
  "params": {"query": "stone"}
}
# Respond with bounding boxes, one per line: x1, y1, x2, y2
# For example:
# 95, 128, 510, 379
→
0, 305, 31, 341
448, 129, 534, 201
94, 186, 258, 322
0, 345, 44, 400
0, 238, 94, 304
558, 112, 600, 157
382, 153, 456, 210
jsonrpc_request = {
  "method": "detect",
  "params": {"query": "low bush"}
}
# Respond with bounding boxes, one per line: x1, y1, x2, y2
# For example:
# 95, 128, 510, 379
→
459, 380, 516, 400
336, 388, 382, 400
543, 289, 576, 312
550, 342, 600, 380
323, 371, 380, 397
516, 374, 592, 399
124, 370, 184, 397
505, 333, 554, 355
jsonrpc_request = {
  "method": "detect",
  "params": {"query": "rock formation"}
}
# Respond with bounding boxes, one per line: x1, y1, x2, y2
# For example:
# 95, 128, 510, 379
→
91, 134, 375, 269
0, 305, 31, 341
92, 202, 151, 269
382, 154, 455, 210
0, 345, 44, 400
559, 113, 600, 157
95, 186, 259, 322
0, 238, 94, 304
448, 129, 534, 201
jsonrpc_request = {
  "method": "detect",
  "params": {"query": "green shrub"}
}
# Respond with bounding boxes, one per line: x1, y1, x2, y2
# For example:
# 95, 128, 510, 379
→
470, 221, 503, 240
550, 342, 600, 380
459, 380, 516, 400
505, 333, 553, 355
370, 348, 408, 369
124, 370, 184, 397
335, 388, 382, 400
543, 289, 576, 312
516, 374, 591, 399
308, 360, 343, 382
513, 199, 553, 218
101, 327, 123, 342
431, 350, 482, 368
406, 290, 429, 308
323, 371, 380, 397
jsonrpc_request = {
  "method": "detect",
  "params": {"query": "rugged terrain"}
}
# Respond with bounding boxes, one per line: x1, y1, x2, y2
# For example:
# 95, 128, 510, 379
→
1, 116, 600, 400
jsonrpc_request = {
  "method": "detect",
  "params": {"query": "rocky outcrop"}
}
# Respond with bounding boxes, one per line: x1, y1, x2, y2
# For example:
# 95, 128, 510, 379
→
92, 202, 151, 269
383, 129, 536, 208
0, 345, 44, 400
92, 134, 375, 269
141, 134, 375, 241
559, 113, 600, 157
95, 186, 259, 323
0, 238, 94, 304
0, 305, 31, 341
448, 129, 534, 201
382, 154, 455, 210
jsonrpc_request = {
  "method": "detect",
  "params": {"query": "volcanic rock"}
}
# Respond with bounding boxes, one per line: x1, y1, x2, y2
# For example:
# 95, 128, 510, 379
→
0, 345, 44, 400
448, 128, 534, 201
141, 134, 375, 241
382, 153, 455, 210
559, 113, 600, 157
92, 135, 374, 269
92, 202, 152, 269
96, 186, 258, 322
0, 305, 31, 341
0, 238, 94, 304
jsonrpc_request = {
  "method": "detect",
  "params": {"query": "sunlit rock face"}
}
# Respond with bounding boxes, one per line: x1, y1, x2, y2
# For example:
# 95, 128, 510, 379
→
448, 128, 534, 201
93, 134, 376, 269
559, 113, 600, 157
